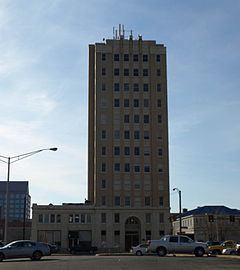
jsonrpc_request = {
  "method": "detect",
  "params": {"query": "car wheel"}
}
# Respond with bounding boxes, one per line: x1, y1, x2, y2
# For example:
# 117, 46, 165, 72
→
32, 251, 42, 261
194, 247, 205, 257
136, 250, 142, 256
157, 247, 167, 257
0, 253, 4, 262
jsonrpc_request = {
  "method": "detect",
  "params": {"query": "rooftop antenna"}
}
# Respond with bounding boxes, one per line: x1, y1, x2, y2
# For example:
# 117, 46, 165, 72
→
122, 25, 125, 39
113, 27, 115, 39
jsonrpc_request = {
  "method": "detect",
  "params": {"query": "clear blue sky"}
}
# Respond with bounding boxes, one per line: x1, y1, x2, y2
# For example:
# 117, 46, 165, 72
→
0, 0, 239, 213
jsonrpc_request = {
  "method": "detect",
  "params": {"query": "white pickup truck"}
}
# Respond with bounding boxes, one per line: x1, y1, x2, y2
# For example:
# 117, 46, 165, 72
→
148, 235, 208, 257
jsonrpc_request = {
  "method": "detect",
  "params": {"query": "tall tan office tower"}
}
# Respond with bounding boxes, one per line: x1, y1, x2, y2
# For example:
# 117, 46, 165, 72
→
88, 26, 170, 248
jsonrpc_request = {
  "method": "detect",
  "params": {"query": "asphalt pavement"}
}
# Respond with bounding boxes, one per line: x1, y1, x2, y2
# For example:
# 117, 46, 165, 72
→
0, 254, 239, 270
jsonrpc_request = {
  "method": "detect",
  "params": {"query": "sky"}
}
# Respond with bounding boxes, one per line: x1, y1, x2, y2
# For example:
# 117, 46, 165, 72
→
0, 0, 240, 213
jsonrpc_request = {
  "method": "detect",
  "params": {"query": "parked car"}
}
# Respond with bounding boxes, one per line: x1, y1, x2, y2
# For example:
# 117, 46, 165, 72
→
148, 235, 208, 257
131, 243, 149, 256
0, 240, 50, 261
206, 241, 221, 247
208, 240, 237, 255
222, 244, 240, 255
46, 243, 60, 254
69, 242, 97, 255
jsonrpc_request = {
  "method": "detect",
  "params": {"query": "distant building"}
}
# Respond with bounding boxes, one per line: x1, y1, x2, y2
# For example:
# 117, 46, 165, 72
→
0, 181, 31, 241
31, 26, 171, 251
0, 181, 31, 221
172, 206, 240, 242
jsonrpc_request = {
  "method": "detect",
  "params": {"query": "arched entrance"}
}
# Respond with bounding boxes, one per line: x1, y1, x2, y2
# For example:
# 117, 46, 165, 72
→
125, 216, 141, 251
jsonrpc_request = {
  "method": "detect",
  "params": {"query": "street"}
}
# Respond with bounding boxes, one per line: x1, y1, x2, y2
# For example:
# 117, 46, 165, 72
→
0, 255, 239, 270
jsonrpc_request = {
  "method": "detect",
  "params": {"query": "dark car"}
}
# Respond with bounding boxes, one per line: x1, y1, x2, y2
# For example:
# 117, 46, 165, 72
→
0, 240, 50, 261
46, 243, 60, 254
206, 241, 221, 247
69, 242, 97, 255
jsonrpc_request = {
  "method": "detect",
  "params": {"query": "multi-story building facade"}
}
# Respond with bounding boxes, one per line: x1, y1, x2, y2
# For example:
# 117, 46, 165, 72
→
0, 181, 31, 241
31, 27, 171, 251
172, 206, 240, 242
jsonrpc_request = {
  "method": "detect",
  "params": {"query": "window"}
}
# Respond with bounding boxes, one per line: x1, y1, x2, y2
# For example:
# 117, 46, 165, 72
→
50, 214, 55, 223
143, 84, 149, 92
102, 83, 106, 91
81, 214, 86, 224
101, 163, 106, 172
124, 83, 129, 91
124, 130, 130, 139
115, 196, 120, 206
101, 213, 106, 223
101, 130, 106, 139
114, 213, 120, 223
124, 54, 129, 61
102, 53, 106, 61
114, 83, 120, 92
124, 115, 129, 123
157, 69, 161, 76
144, 165, 150, 172
230, 215, 235, 222
101, 196, 106, 206
143, 54, 148, 62
133, 69, 139, 76
102, 147, 106, 155
75, 214, 79, 223
143, 69, 148, 76
134, 99, 139, 107
56, 214, 61, 223
159, 196, 164, 206
114, 146, 120, 155
102, 68, 106, 76
134, 130, 140, 139
134, 147, 140, 155
69, 214, 73, 223
157, 84, 161, 92
114, 99, 120, 107
124, 147, 130, 156
157, 99, 161, 107
114, 163, 120, 172
133, 54, 138, 61
125, 196, 130, 206
159, 230, 165, 236
124, 99, 129, 107
134, 165, 140, 172
146, 213, 151, 223
114, 68, 119, 76
101, 179, 106, 189
158, 115, 162, 123
146, 231, 151, 240
125, 163, 130, 172
159, 213, 164, 223
114, 130, 120, 140
156, 54, 160, 62
124, 68, 129, 76
133, 83, 139, 92
101, 230, 106, 242
180, 236, 192, 243
134, 115, 139, 123
144, 115, 149, 123
38, 214, 43, 223
144, 99, 149, 107
158, 149, 163, 156
169, 236, 178, 242
145, 197, 150, 206
114, 54, 119, 61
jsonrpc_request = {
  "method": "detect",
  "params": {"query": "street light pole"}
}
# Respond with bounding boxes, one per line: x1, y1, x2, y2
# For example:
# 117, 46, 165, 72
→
173, 188, 182, 234
0, 147, 58, 243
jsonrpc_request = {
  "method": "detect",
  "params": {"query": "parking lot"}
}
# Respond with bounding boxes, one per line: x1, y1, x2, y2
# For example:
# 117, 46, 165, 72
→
0, 254, 239, 270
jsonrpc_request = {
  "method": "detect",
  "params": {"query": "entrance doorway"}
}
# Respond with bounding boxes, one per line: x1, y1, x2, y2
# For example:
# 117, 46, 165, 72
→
125, 216, 141, 251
